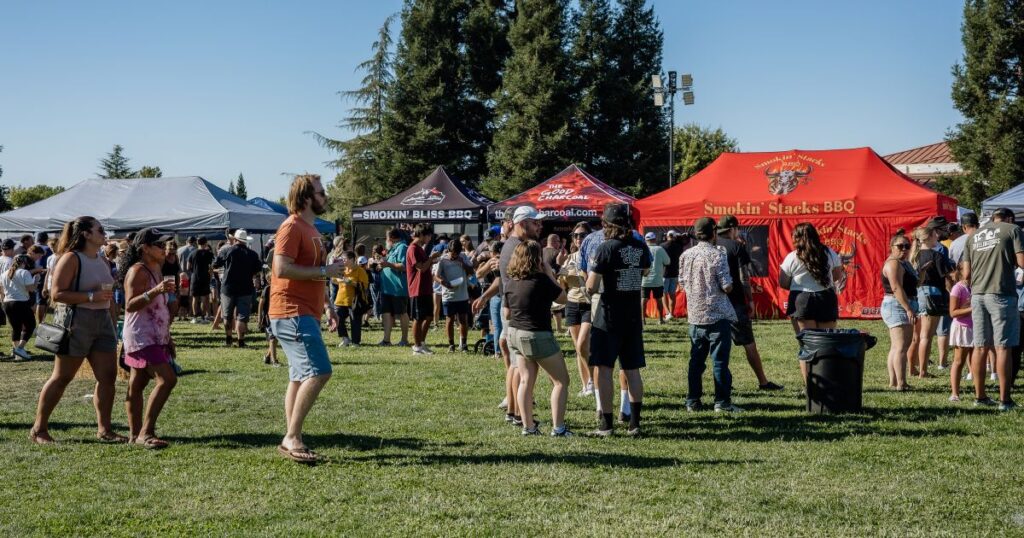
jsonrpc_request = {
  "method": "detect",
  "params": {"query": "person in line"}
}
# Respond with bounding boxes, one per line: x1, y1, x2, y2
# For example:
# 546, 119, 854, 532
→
715, 215, 784, 391
368, 244, 385, 323
406, 224, 440, 355
270, 174, 345, 463
881, 233, 918, 391
189, 236, 215, 323
32, 232, 53, 325
948, 262, 973, 401
963, 207, 1024, 410
12, 234, 31, 255
542, 233, 567, 332
213, 229, 263, 348
586, 203, 651, 436
30, 217, 123, 444
430, 235, 448, 329
925, 219, 955, 370
256, 263, 280, 366
641, 232, 671, 325
949, 213, 978, 266
162, 241, 182, 322
909, 226, 955, 378
681, 217, 742, 413
121, 228, 178, 449
476, 240, 505, 360
659, 230, 687, 321
333, 251, 369, 347
505, 240, 572, 436
327, 237, 346, 315
1, 254, 38, 360
779, 222, 844, 384
435, 239, 473, 352
559, 222, 594, 396
378, 228, 411, 347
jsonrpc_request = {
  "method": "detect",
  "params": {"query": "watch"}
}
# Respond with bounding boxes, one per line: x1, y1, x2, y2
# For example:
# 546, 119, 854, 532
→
143, 291, 151, 302
87, 291, 94, 303
319, 266, 327, 279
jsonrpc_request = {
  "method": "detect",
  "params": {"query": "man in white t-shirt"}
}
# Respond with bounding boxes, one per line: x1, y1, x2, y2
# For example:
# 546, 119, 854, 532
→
641, 232, 671, 324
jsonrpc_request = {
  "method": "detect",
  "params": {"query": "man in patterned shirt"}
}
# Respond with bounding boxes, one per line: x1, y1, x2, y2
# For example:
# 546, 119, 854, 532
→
680, 217, 742, 413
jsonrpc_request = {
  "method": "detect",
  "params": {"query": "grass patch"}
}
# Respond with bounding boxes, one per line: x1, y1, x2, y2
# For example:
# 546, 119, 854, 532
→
0, 318, 1020, 536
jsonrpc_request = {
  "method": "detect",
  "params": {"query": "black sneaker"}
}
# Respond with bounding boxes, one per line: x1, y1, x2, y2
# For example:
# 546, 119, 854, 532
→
618, 412, 631, 424
759, 381, 785, 391
974, 397, 998, 407
236, 339, 246, 348
263, 354, 272, 365
685, 401, 704, 412
511, 415, 523, 426
505, 413, 516, 423
225, 335, 234, 347
447, 344, 456, 353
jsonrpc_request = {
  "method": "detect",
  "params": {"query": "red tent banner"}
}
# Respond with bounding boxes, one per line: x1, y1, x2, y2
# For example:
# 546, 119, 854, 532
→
488, 164, 635, 222
636, 148, 957, 320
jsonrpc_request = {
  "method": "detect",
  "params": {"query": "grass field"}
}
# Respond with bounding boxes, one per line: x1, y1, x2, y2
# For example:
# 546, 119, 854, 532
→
0, 316, 1022, 536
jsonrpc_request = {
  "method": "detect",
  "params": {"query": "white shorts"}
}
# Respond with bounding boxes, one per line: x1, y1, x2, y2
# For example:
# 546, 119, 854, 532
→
949, 320, 974, 348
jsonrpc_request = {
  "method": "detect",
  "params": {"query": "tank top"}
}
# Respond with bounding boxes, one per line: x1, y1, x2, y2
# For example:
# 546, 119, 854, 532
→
76, 251, 115, 310
882, 259, 918, 296
123, 264, 170, 354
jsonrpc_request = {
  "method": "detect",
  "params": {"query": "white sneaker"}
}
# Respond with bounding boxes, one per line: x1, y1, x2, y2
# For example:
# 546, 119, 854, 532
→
966, 372, 974, 381
421, 345, 435, 355
937, 364, 947, 370
664, 314, 673, 321
991, 373, 998, 382
498, 397, 508, 409
714, 402, 744, 413
412, 345, 425, 355
190, 317, 199, 324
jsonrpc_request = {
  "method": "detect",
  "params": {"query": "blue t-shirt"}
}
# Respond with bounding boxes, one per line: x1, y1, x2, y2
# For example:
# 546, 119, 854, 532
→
381, 241, 408, 297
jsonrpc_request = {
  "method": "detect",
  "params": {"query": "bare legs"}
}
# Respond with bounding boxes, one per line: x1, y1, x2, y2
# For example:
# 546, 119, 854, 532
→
283, 374, 332, 451
32, 351, 121, 442
887, 324, 912, 390
382, 312, 410, 345
518, 353, 569, 431
568, 322, 592, 391
950, 345, 969, 398
916, 315, 940, 378
125, 363, 177, 442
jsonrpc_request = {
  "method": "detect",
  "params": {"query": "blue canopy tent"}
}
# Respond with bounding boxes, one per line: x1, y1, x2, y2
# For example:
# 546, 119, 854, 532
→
248, 197, 336, 234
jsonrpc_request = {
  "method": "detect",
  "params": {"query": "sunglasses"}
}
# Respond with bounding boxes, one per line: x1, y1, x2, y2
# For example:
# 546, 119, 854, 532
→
572, 233, 586, 238
895, 244, 910, 250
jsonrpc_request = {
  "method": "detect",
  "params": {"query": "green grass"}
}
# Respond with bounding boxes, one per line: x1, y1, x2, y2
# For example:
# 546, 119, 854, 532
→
0, 317, 1022, 536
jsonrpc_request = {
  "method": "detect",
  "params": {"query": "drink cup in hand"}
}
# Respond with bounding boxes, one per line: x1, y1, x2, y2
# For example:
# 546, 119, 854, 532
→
98, 283, 114, 301
163, 276, 177, 293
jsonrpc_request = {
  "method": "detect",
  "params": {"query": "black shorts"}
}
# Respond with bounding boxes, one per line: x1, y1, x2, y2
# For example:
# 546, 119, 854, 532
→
731, 306, 755, 346
565, 301, 591, 326
191, 275, 211, 297
790, 288, 838, 323
443, 300, 469, 317
588, 325, 646, 370
381, 294, 409, 316
411, 295, 433, 321
643, 286, 664, 300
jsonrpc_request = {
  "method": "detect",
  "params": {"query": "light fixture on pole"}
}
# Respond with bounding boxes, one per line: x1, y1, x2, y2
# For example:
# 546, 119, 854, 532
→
652, 71, 694, 187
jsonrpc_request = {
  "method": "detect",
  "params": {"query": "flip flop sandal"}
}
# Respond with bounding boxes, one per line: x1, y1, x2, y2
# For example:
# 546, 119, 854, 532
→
97, 432, 130, 443
29, 429, 54, 445
136, 435, 169, 450
277, 445, 319, 464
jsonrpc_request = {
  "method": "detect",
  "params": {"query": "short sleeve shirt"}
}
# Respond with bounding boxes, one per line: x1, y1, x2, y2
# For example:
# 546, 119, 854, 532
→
437, 254, 470, 302
590, 236, 651, 331
406, 242, 432, 298
780, 249, 842, 292
641, 244, 671, 288
1, 268, 35, 302
381, 241, 408, 297
504, 274, 563, 332
269, 214, 326, 319
715, 237, 751, 307
915, 249, 954, 291
964, 222, 1024, 295
950, 282, 972, 327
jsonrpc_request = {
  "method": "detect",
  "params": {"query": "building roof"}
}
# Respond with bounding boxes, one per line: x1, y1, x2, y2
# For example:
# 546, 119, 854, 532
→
882, 142, 962, 186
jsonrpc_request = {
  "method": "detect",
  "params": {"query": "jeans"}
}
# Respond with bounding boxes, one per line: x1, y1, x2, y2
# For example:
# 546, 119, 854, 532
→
489, 295, 503, 343
335, 305, 362, 344
686, 318, 733, 405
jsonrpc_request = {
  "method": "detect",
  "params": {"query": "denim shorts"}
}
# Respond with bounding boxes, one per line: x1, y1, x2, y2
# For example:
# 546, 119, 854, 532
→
917, 286, 948, 317
271, 315, 332, 382
972, 294, 1020, 348
881, 296, 917, 329
663, 277, 678, 295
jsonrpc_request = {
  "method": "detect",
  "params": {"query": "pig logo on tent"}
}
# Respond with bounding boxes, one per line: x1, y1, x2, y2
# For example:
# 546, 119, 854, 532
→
401, 188, 446, 206
764, 163, 813, 195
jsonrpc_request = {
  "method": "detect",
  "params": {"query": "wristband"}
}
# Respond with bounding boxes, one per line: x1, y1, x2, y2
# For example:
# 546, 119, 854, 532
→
320, 266, 327, 279
87, 291, 94, 303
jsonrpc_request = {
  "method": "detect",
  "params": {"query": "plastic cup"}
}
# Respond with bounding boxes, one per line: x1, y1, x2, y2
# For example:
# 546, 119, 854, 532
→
450, 277, 465, 287
100, 283, 113, 291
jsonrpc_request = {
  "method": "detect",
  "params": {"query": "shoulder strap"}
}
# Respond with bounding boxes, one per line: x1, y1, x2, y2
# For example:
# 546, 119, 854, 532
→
72, 252, 83, 292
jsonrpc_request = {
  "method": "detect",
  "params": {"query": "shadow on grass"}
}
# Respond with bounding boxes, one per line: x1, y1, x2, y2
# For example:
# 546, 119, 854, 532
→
162, 431, 466, 452
344, 451, 758, 469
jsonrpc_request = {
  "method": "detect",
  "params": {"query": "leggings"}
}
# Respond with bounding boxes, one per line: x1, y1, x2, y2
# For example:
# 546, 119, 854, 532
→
4, 300, 35, 342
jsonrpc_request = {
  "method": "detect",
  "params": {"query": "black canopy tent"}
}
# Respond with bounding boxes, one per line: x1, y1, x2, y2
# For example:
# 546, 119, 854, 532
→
351, 166, 493, 245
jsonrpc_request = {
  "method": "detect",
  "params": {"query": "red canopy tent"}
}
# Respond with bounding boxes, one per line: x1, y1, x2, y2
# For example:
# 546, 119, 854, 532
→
635, 147, 958, 319
488, 165, 634, 235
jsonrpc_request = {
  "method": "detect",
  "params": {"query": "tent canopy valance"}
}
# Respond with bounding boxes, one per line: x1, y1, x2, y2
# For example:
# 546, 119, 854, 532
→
351, 166, 492, 223
980, 182, 1024, 222
487, 165, 635, 221
0, 177, 286, 235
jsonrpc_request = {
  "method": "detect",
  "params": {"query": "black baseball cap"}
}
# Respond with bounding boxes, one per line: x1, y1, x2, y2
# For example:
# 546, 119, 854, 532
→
717, 215, 739, 231
602, 203, 631, 227
1, 239, 15, 250
960, 212, 979, 227
133, 227, 173, 247
694, 217, 716, 240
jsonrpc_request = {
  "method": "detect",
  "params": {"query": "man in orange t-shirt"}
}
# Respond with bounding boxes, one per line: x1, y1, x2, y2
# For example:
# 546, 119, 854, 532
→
270, 174, 344, 464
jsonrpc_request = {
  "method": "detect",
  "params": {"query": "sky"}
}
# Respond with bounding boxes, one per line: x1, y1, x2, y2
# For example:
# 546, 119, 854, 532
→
0, 0, 966, 200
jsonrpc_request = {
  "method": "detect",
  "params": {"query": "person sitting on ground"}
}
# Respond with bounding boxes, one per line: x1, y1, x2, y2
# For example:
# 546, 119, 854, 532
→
121, 228, 178, 449
504, 240, 572, 437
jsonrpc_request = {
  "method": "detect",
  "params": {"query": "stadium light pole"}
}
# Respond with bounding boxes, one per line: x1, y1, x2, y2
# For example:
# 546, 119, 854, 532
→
652, 71, 694, 187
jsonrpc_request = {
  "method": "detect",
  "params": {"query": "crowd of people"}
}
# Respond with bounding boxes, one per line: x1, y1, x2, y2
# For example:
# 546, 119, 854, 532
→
7, 172, 1023, 462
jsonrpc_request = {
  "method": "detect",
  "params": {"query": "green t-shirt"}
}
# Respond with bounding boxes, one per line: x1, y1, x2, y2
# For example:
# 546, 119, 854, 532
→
641, 244, 671, 288
381, 241, 409, 297
964, 222, 1024, 295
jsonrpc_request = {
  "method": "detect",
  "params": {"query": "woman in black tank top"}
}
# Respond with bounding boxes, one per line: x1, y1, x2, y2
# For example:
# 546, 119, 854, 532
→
881, 233, 917, 391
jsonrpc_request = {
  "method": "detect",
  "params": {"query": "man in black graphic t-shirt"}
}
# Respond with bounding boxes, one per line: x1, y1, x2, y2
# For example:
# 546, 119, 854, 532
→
586, 203, 651, 437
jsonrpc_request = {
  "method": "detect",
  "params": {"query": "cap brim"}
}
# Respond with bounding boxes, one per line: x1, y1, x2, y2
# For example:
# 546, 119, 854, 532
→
156, 234, 173, 243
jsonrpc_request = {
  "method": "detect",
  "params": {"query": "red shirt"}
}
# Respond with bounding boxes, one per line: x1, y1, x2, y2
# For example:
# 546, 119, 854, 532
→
405, 242, 431, 297
270, 215, 326, 319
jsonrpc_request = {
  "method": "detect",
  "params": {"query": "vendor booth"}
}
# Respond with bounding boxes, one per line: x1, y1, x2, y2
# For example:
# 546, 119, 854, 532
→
351, 166, 492, 245
635, 148, 958, 319
980, 182, 1024, 222
488, 165, 635, 237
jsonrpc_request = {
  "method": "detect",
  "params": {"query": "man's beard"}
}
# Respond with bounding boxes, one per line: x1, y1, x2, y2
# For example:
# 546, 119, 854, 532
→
311, 197, 326, 216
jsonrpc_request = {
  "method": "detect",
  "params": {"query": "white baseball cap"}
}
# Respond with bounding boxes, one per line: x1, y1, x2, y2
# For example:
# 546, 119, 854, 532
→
233, 229, 253, 242
512, 206, 544, 224
666, 229, 679, 237
357, 256, 368, 265
644, 232, 657, 241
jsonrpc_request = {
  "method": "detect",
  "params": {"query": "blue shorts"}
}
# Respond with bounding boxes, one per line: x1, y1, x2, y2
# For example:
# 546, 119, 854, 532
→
881, 296, 918, 329
936, 315, 953, 337
271, 315, 332, 382
663, 278, 678, 295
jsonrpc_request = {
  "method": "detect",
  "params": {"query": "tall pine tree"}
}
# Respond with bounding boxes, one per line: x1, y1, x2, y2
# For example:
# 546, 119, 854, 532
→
98, 144, 135, 178
567, 0, 618, 176
235, 173, 248, 199
606, 0, 667, 195
382, 1, 472, 188
227, 178, 236, 195
460, 1, 513, 181
943, 0, 1024, 209
483, 0, 572, 199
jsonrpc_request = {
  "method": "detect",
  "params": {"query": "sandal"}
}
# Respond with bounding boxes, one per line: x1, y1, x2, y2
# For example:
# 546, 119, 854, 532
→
29, 429, 54, 445
277, 444, 320, 464
97, 431, 130, 444
135, 435, 169, 449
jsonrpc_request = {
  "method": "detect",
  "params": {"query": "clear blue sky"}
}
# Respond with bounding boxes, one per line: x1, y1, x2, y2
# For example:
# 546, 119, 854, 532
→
0, 0, 965, 199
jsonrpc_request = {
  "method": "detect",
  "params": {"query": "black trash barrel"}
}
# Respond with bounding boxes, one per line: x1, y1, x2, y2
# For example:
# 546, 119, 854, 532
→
796, 329, 877, 414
